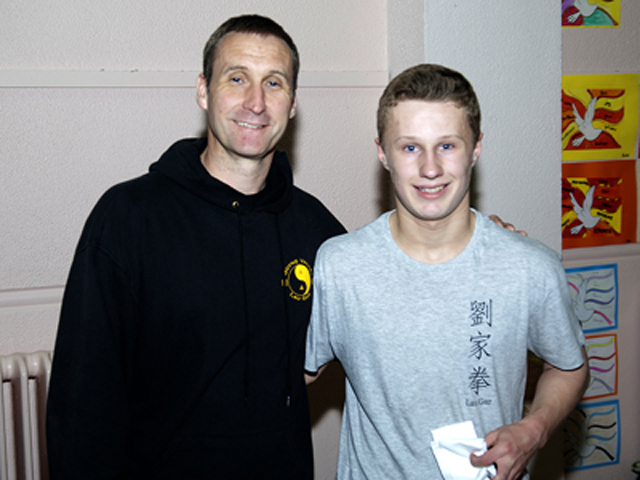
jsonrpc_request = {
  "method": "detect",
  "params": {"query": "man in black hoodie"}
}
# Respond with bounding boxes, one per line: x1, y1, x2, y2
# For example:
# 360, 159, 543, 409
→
46, 14, 345, 479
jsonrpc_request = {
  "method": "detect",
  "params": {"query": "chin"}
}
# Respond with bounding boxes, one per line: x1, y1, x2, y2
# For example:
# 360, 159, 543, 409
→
233, 146, 274, 160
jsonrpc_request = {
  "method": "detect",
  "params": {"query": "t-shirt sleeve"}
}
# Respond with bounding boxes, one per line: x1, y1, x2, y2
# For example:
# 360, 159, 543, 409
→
305, 245, 337, 372
527, 257, 585, 370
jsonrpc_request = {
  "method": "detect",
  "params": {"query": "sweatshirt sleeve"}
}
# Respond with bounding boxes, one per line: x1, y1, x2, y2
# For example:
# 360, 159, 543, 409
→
46, 242, 137, 480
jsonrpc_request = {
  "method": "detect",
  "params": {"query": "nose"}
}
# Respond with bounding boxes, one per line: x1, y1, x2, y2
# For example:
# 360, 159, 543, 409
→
243, 83, 266, 115
420, 150, 443, 179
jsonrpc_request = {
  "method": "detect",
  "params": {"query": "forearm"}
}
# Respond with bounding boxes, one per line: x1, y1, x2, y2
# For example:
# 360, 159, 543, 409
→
471, 348, 589, 479
525, 347, 589, 446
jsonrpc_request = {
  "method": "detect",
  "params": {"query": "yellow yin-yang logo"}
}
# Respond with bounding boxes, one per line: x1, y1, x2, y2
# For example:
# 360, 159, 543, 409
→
283, 258, 313, 301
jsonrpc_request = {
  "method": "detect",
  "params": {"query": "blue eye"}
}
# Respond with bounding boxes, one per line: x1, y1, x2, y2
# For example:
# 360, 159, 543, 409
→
404, 145, 416, 153
231, 77, 242, 83
441, 143, 453, 150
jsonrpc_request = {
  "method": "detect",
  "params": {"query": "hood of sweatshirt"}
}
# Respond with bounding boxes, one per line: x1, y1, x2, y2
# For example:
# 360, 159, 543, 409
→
149, 137, 294, 214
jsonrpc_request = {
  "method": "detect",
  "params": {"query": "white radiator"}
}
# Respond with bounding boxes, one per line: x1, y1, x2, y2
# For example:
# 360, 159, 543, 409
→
0, 351, 51, 480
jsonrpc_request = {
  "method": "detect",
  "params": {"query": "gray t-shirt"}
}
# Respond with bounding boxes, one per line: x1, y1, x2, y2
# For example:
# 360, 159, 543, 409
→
305, 211, 585, 479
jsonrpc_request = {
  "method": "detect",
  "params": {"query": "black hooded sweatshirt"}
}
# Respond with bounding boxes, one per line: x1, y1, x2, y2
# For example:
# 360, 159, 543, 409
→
46, 138, 346, 479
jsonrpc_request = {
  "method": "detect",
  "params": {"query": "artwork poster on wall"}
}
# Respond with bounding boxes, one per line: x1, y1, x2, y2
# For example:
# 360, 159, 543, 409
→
583, 333, 618, 401
562, 74, 639, 162
562, 0, 621, 28
564, 399, 620, 471
562, 160, 637, 249
565, 263, 618, 333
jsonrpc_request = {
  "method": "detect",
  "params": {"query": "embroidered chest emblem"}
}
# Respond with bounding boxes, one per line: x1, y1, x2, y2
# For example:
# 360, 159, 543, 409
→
282, 258, 313, 301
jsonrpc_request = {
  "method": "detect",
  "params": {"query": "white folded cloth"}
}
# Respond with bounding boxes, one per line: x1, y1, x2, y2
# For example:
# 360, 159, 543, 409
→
431, 421, 497, 480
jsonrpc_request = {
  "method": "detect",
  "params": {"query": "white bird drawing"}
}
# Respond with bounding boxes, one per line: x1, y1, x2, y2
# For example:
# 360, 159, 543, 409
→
572, 97, 603, 147
567, 0, 599, 23
571, 185, 600, 235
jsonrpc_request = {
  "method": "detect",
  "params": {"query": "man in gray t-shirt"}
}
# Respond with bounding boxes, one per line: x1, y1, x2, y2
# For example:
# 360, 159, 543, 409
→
305, 64, 588, 480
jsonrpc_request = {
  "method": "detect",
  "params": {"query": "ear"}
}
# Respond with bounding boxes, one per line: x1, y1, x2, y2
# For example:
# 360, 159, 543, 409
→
471, 132, 483, 167
196, 74, 209, 111
288, 95, 297, 119
375, 138, 390, 171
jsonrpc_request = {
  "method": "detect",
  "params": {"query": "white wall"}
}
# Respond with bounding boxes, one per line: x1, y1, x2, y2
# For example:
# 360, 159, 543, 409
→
0, 0, 387, 339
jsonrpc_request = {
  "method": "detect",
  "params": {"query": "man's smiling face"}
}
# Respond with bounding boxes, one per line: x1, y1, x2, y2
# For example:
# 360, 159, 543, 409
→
198, 32, 297, 163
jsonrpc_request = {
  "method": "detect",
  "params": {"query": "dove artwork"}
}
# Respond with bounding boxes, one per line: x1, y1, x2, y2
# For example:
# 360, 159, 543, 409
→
562, 74, 639, 161
562, 160, 637, 248
562, 0, 620, 27
570, 185, 601, 234
562, 92, 622, 153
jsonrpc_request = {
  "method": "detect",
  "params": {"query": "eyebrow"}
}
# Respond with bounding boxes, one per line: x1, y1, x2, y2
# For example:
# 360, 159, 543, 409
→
393, 134, 466, 144
222, 65, 292, 83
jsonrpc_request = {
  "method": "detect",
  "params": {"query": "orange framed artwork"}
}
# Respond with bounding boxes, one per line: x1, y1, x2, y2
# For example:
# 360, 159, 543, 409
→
562, 160, 637, 249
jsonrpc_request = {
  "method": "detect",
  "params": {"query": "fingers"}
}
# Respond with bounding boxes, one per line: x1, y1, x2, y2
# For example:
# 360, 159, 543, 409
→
469, 428, 530, 480
488, 214, 528, 237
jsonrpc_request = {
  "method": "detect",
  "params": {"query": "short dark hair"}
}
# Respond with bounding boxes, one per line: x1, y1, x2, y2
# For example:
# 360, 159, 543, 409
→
377, 64, 481, 146
202, 14, 300, 92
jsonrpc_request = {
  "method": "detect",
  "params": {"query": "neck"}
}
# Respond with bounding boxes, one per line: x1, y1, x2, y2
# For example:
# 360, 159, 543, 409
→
200, 145, 274, 195
389, 207, 476, 264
